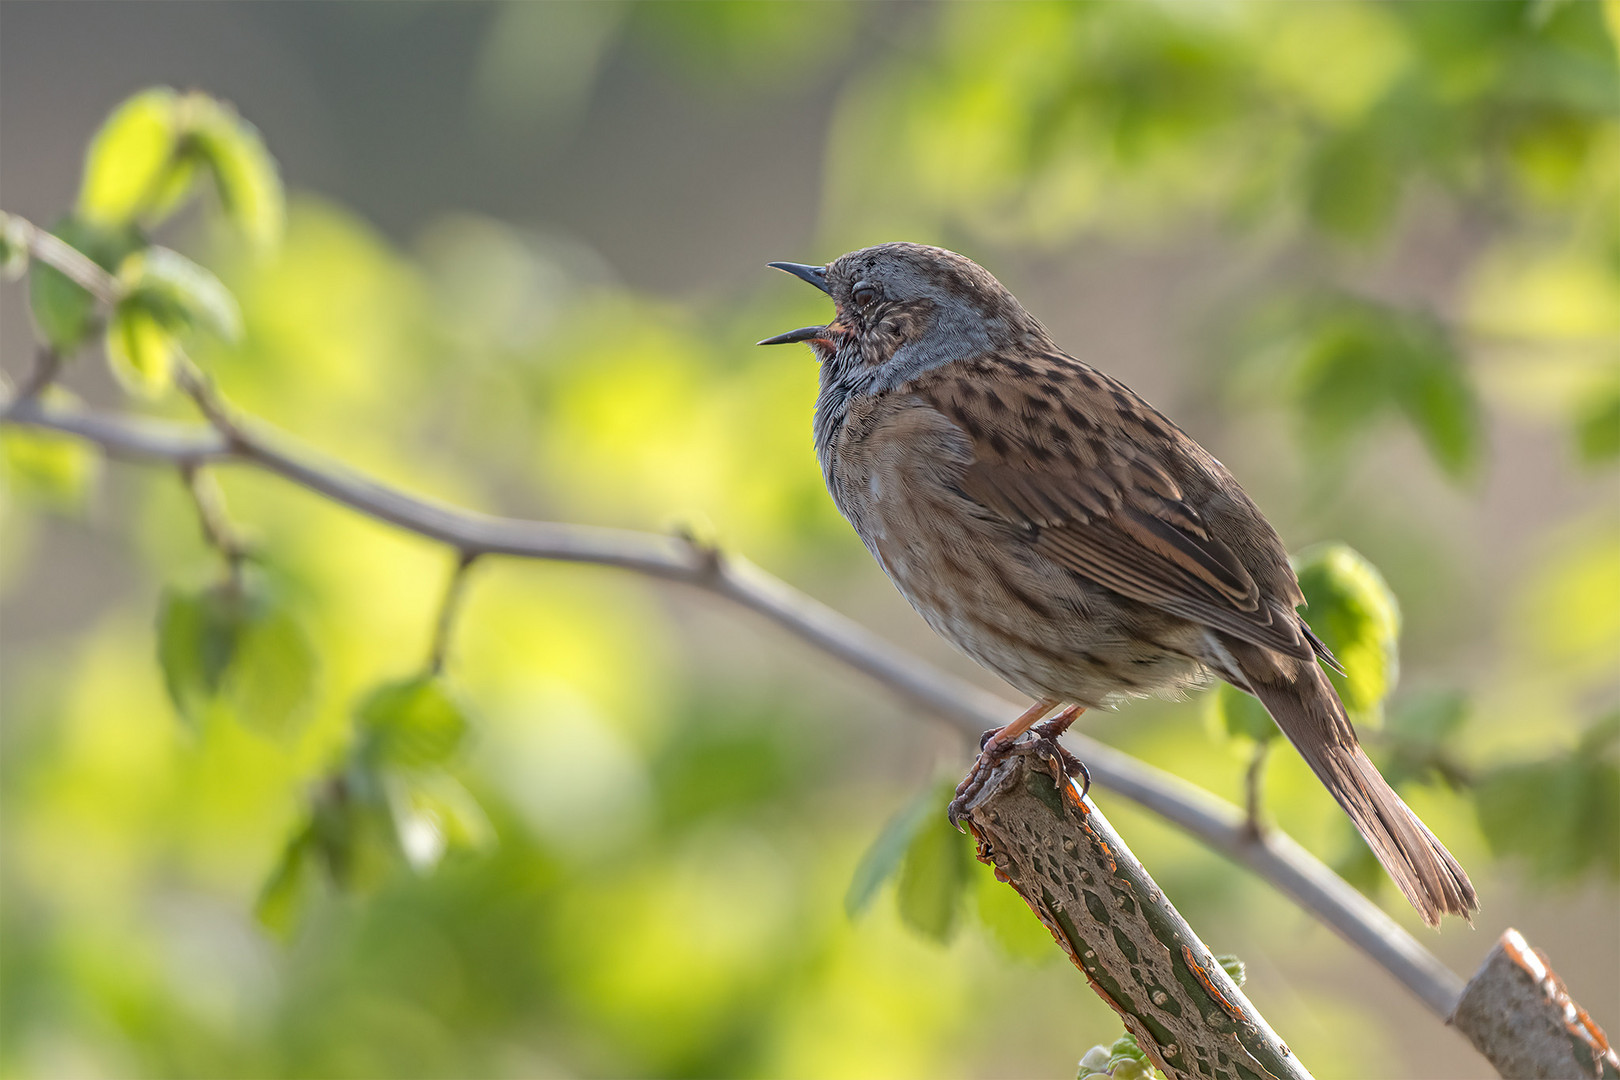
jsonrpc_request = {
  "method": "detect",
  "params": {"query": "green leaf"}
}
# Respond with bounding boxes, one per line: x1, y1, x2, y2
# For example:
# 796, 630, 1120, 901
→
845, 781, 941, 917
310, 767, 404, 893
895, 797, 972, 942
156, 580, 318, 737
356, 675, 470, 768
77, 87, 186, 228
157, 583, 247, 727
1306, 127, 1401, 242
1, 413, 99, 512
1289, 296, 1480, 482
27, 216, 140, 353
384, 772, 495, 873
105, 299, 177, 395
255, 823, 316, 938
119, 246, 243, 341
973, 857, 1054, 960
1077, 1034, 1164, 1080
1294, 543, 1401, 725
184, 93, 285, 251
1575, 383, 1620, 465
1475, 743, 1619, 882
219, 605, 318, 739
1205, 681, 1278, 744
1214, 953, 1246, 987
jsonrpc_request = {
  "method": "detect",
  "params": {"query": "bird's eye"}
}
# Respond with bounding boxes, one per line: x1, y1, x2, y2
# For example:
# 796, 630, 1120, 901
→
852, 282, 878, 307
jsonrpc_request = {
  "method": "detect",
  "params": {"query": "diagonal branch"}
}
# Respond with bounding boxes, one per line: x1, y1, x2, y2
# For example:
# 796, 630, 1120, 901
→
0, 391, 1465, 1021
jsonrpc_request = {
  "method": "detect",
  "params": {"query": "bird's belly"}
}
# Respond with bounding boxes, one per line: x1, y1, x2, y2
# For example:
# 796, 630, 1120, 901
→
847, 479, 1209, 708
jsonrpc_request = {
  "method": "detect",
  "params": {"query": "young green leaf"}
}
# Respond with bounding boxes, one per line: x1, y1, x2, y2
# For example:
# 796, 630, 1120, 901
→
156, 583, 248, 728
310, 768, 405, 893
105, 299, 178, 395
1294, 543, 1401, 725
845, 780, 943, 917
156, 579, 318, 737
356, 675, 471, 768
220, 605, 318, 740
185, 92, 285, 251
895, 800, 972, 942
384, 772, 496, 874
1, 405, 99, 512
77, 87, 186, 228
27, 216, 140, 353
255, 823, 316, 938
1077, 1033, 1164, 1080
119, 247, 243, 341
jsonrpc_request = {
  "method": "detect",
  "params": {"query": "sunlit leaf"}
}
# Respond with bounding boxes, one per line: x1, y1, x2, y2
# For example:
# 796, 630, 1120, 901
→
185, 92, 285, 250
384, 772, 495, 874
895, 798, 972, 942
1294, 543, 1401, 725
77, 87, 186, 228
1, 407, 99, 512
105, 299, 177, 395
845, 780, 941, 917
356, 674, 470, 768
119, 246, 243, 342
27, 216, 140, 353
255, 823, 316, 938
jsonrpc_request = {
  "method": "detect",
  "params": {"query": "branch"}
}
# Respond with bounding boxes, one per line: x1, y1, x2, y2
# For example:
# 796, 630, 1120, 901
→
964, 740, 1308, 1080
0, 392, 1465, 1018
1451, 930, 1620, 1080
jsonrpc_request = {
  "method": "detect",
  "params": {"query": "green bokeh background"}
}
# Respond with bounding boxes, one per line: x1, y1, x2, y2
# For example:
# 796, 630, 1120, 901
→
2, 3, 1617, 1078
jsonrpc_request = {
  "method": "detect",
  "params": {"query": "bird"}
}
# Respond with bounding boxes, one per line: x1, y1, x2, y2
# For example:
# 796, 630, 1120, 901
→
759, 242, 1477, 927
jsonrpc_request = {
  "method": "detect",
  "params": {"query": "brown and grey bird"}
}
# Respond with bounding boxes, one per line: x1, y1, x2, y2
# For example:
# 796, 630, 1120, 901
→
761, 242, 1477, 927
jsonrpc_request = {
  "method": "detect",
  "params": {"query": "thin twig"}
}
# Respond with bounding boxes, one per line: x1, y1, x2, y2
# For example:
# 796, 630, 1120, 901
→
427, 551, 479, 674
0, 391, 1468, 1020
15, 346, 62, 402
179, 462, 250, 585
1244, 740, 1270, 840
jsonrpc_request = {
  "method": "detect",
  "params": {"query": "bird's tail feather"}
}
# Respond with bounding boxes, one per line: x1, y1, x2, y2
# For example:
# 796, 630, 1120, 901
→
1230, 644, 1477, 927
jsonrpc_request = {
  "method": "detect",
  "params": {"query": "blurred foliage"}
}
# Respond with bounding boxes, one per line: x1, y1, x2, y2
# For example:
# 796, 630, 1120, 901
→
2, 2, 1618, 1077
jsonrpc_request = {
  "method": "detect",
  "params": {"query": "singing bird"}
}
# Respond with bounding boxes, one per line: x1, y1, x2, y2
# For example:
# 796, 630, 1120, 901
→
761, 242, 1476, 926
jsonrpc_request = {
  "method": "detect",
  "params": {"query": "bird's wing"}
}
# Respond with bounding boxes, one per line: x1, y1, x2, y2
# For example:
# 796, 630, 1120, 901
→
912, 352, 1315, 660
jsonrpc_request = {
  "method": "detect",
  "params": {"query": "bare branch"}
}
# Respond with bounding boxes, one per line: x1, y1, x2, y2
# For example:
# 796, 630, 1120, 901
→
964, 740, 1309, 1080
1451, 930, 1620, 1079
0, 391, 1468, 1022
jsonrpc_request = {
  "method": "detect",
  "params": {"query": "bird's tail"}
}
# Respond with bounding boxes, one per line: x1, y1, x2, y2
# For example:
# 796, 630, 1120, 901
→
1229, 643, 1477, 927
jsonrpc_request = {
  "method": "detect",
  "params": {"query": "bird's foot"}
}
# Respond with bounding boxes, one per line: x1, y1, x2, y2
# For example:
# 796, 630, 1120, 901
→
948, 732, 1017, 829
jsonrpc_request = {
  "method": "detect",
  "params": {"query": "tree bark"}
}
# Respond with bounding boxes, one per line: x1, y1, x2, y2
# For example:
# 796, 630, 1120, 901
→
959, 737, 1309, 1080
1450, 929, 1620, 1080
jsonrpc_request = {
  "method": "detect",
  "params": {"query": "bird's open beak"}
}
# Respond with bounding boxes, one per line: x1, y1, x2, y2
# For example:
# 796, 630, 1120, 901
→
767, 261, 830, 293
757, 325, 828, 346
759, 262, 831, 346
